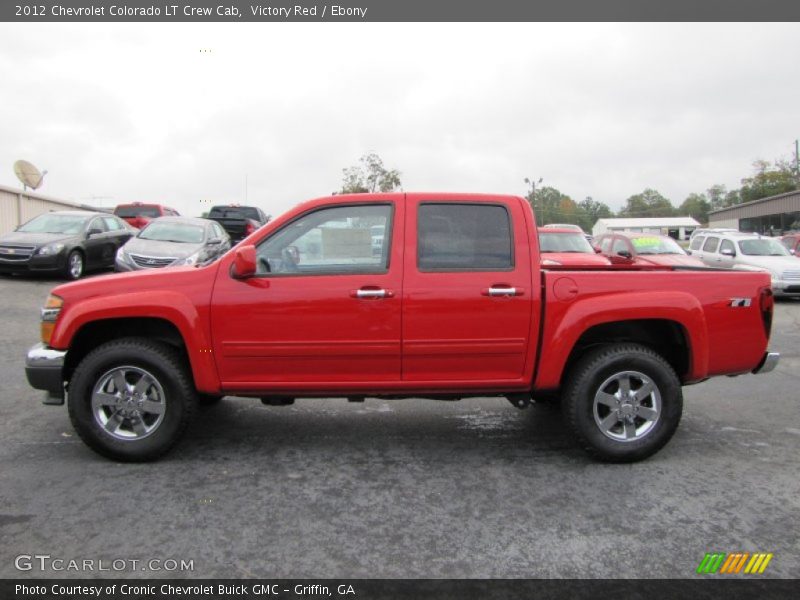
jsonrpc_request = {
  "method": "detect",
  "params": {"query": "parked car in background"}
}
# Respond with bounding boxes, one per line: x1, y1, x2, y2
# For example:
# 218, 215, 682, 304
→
114, 203, 180, 230
208, 204, 270, 243
115, 217, 231, 272
538, 227, 610, 266
779, 233, 800, 257
0, 211, 132, 280
542, 222, 593, 242
689, 227, 739, 242
691, 231, 800, 297
596, 233, 706, 267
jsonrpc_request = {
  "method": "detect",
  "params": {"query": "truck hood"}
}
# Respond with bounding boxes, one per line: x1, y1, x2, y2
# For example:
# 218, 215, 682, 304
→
737, 255, 800, 274
542, 252, 610, 266
122, 237, 203, 259
50, 262, 218, 303
637, 254, 706, 267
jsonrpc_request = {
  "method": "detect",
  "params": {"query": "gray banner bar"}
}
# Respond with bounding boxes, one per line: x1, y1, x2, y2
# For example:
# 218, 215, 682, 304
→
3, 0, 800, 22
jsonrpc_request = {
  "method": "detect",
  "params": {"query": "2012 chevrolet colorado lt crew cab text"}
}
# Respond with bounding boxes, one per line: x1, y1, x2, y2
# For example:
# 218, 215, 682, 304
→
25, 193, 780, 462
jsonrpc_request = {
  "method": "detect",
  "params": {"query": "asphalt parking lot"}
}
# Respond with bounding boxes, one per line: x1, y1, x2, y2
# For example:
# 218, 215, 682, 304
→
0, 272, 798, 579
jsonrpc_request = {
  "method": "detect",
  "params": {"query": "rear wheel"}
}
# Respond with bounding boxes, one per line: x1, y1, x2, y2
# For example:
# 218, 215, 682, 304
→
562, 343, 683, 462
68, 338, 196, 461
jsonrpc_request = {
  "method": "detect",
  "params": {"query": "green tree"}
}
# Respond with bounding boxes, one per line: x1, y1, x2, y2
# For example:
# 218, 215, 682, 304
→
576, 196, 613, 231
525, 185, 576, 226
739, 159, 798, 203
706, 184, 729, 211
619, 188, 675, 218
678, 192, 711, 224
341, 153, 402, 193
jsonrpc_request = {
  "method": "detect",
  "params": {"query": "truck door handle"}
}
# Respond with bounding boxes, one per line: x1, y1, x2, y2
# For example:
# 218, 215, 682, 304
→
351, 288, 394, 299
482, 286, 524, 297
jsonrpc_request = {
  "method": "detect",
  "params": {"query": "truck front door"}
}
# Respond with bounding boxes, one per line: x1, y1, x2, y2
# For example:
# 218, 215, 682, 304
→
210, 199, 403, 390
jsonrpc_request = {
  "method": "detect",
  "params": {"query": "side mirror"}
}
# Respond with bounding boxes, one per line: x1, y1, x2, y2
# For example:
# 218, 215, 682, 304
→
594, 246, 602, 254
87, 228, 103, 238
791, 248, 796, 255
231, 245, 257, 279
720, 248, 735, 257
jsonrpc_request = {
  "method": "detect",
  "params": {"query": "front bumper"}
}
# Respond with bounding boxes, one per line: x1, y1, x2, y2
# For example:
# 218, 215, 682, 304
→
752, 352, 780, 375
0, 253, 66, 274
772, 280, 800, 296
25, 342, 67, 404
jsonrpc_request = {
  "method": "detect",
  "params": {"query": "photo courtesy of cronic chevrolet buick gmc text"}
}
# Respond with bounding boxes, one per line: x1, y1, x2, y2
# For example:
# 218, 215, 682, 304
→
24, 193, 780, 463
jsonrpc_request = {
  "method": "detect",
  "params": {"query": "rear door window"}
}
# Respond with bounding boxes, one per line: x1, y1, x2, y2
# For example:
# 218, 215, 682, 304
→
702, 236, 720, 253
417, 203, 512, 271
720, 239, 735, 255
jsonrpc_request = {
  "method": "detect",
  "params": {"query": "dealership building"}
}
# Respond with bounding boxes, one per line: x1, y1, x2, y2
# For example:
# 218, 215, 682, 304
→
708, 189, 800, 234
0, 184, 101, 236
591, 217, 700, 240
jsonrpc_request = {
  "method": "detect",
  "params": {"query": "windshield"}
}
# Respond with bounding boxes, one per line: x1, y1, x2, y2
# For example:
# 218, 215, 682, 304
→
630, 236, 685, 255
738, 238, 790, 256
209, 206, 260, 220
18, 214, 87, 234
539, 232, 594, 253
139, 222, 205, 243
115, 206, 161, 218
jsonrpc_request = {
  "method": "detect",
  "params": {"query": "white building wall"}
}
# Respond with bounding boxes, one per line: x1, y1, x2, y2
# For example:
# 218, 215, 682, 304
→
708, 217, 739, 229
0, 185, 98, 235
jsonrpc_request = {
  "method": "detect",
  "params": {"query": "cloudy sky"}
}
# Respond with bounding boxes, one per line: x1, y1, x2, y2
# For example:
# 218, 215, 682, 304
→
1, 23, 798, 217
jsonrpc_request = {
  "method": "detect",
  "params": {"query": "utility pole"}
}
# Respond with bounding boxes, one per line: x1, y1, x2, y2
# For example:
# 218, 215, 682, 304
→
524, 176, 543, 222
795, 140, 799, 186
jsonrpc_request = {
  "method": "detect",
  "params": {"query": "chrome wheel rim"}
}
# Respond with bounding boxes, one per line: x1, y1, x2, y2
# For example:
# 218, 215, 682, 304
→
69, 253, 83, 278
91, 366, 166, 440
593, 370, 661, 442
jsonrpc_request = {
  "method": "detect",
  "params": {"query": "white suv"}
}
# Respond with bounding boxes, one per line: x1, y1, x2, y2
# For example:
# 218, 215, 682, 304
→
689, 231, 800, 297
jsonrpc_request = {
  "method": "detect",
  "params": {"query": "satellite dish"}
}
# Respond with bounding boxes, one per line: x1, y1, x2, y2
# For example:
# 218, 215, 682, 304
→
13, 160, 47, 190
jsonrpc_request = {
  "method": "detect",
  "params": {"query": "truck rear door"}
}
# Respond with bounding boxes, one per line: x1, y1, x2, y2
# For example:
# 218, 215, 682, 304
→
401, 194, 537, 383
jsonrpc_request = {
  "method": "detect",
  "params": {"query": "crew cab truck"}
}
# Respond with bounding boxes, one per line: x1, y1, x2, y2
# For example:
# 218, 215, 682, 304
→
25, 193, 780, 462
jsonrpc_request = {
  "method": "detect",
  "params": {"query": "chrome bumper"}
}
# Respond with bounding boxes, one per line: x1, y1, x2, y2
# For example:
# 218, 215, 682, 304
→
25, 342, 67, 405
752, 352, 780, 375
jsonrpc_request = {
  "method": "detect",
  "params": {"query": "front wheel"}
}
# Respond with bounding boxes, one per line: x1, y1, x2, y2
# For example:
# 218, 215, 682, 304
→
68, 338, 197, 461
64, 250, 84, 280
562, 343, 683, 463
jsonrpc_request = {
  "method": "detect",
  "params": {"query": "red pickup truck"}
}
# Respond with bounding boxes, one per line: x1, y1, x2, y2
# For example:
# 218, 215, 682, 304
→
25, 193, 779, 463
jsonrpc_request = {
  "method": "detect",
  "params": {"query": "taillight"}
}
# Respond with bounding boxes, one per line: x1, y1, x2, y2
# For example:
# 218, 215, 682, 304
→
245, 222, 256, 236
759, 287, 773, 339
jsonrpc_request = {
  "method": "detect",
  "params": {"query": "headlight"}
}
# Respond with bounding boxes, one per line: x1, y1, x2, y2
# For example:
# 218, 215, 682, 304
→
115, 247, 128, 262
171, 251, 203, 267
37, 243, 65, 256
41, 294, 63, 345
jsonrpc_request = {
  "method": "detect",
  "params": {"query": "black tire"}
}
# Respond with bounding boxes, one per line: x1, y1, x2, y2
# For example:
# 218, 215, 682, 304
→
562, 343, 683, 463
68, 338, 197, 462
63, 250, 84, 280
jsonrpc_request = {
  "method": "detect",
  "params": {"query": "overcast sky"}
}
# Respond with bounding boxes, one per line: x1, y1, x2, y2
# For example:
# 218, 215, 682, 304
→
1, 23, 798, 217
